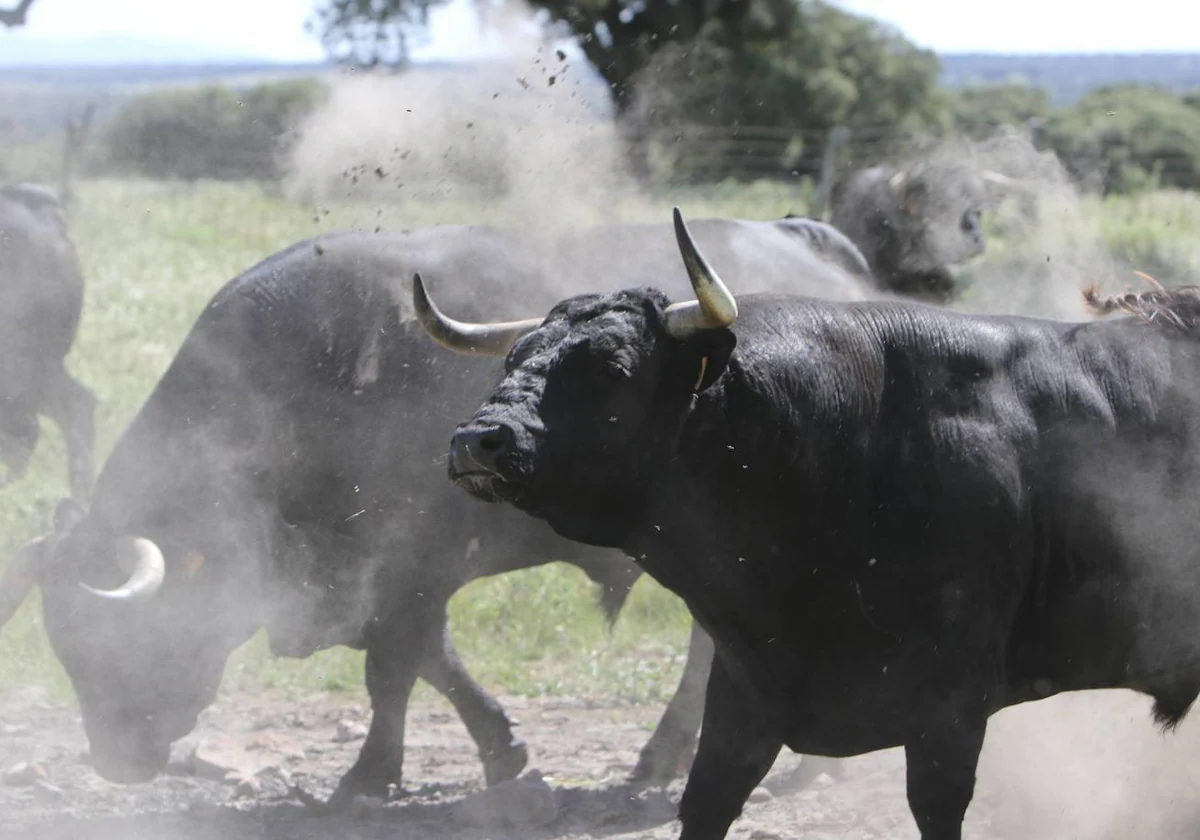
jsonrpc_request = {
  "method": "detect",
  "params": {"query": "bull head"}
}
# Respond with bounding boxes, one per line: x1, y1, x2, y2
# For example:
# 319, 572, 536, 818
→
414, 207, 739, 355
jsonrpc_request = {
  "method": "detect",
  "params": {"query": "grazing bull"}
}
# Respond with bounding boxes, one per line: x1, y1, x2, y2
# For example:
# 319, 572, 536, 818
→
0, 213, 875, 805
418, 207, 1200, 839
0, 182, 94, 501
829, 160, 1012, 303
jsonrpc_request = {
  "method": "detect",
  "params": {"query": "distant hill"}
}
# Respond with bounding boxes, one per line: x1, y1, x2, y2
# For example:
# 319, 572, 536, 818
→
0, 57, 614, 138
0, 34, 295, 66
939, 53, 1200, 104
6, 49, 1200, 141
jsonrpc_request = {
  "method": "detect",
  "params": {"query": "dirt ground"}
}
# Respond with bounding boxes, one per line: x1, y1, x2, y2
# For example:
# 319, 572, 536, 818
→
3, 685, 1200, 840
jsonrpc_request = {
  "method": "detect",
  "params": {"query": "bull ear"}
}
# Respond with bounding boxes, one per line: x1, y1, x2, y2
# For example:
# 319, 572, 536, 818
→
680, 329, 737, 394
53, 498, 85, 535
901, 178, 928, 216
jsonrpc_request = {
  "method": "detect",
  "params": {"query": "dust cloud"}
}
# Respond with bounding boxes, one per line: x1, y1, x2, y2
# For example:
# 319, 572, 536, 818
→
282, 7, 642, 238
890, 130, 1119, 322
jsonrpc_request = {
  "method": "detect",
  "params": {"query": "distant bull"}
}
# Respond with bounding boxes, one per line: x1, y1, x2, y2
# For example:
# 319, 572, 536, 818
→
419, 207, 1200, 839
829, 159, 1025, 303
0, 182, 95, 501
0, 213, 881, 806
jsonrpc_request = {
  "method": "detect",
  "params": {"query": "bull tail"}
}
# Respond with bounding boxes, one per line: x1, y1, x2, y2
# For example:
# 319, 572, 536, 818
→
567, 557, 643, 630
1082, 273, 1200, 332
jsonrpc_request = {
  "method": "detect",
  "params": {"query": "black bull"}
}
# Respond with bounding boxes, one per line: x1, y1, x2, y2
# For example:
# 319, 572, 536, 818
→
0, 214, 880, 804
0, 182, 95, 502
420, 208, 1200, 839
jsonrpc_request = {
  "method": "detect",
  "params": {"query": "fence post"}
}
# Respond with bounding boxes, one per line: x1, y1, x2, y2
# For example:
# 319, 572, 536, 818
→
811, 125, 850, 221
60, 103, 95, 213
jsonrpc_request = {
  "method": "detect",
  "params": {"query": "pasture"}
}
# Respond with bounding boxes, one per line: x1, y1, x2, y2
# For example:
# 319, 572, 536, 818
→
4, 177, 1200, 839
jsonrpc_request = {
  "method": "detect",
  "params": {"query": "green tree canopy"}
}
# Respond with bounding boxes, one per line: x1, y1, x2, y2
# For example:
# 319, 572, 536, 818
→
1041, 83, 1200, 193
625, 0, 945, 181
0, 0, 34, 27
946, 82, 1049, 140
314, 0, 805, 112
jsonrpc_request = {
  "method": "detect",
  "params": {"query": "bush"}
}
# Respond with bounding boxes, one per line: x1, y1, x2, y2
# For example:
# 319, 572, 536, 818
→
1040, 84, 1200, 194
101, 78, 327, 182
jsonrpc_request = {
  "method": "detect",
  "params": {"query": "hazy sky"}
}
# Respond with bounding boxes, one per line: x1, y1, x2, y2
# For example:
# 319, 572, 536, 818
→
2, 0, 1198, 61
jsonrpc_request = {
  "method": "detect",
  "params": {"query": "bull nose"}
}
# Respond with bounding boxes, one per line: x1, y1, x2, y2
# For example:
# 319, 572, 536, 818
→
450, 424, 514, 476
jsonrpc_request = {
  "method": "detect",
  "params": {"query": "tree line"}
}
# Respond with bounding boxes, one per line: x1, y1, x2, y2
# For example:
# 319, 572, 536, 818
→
5, 0, 1200, 193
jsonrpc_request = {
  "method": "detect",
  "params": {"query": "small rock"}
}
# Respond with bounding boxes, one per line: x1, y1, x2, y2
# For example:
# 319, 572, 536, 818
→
31, 780, 64, 802
747, 786, 773, 803
232, 777, 260, 799
256, 765, 292, 787
3, 762, 46, 786
334, 720, 368, 743
452, 769, 558, 828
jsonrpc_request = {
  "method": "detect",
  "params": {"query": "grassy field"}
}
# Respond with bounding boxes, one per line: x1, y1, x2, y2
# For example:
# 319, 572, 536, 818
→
2, 177, 1199, 711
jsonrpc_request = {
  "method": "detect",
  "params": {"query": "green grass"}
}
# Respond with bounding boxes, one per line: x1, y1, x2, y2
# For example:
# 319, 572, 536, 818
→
2, 177, 1199, 710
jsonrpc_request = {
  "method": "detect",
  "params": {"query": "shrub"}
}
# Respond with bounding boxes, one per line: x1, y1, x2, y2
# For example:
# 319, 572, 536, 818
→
1040, 84, 1200, 194
101, 77, 327, 182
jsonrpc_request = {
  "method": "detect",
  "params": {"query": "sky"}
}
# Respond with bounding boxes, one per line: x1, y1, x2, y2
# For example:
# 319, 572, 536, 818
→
0, 0, 1197, 63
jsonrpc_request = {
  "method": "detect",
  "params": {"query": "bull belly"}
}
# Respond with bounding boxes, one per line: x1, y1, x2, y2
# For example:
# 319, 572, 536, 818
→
732, 646, 975, 758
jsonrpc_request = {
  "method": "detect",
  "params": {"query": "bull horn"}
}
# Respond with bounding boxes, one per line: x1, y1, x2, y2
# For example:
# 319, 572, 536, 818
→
412, 273, 543, 356
0, 536, 48, 629
663, 207, 739, 339
80, 536, 165, 602
981, 169, 1039, 194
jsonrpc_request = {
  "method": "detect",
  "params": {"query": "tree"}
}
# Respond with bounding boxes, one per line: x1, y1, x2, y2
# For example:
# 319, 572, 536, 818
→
309, 0, 446, 67
946, 83, 1050, 140
1041, 84, 1200, 193
624, 1, 945, 181
0, 0, 35, 27
311, 0, 795, 112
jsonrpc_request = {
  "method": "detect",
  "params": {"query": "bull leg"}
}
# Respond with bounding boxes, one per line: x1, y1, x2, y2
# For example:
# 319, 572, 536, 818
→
418, 603, 528, 786
631, 618, 713, 784
41, 365, 95, 503
0, 404, 38, 488
676, 656, 782, 840
327, 592, 442, 809
903, 709, 987, 840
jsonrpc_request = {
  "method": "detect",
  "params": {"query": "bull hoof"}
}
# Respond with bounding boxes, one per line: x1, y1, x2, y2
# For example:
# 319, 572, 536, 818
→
482, 738, 529, 787
325, 763, 398, 811
629, 739, 696, 785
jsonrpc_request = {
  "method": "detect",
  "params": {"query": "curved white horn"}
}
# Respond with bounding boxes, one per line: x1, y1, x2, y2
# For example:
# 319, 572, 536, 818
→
0, 536, 48, 629
80, 536, 165, 603
664, 207, 739, 339
412, 273, 543, 356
